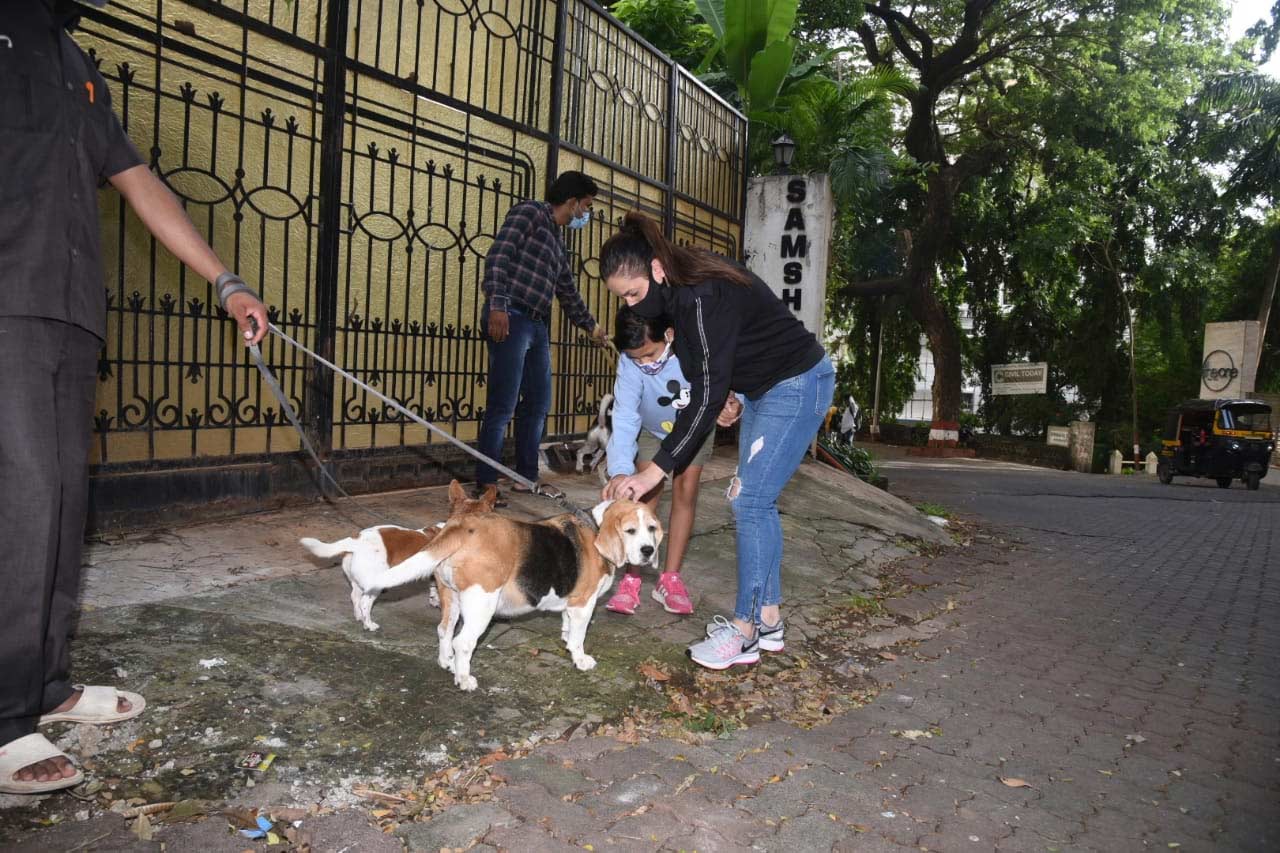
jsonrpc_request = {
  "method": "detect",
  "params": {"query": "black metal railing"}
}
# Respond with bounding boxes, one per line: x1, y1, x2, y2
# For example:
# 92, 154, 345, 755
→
77, 0, 746, 482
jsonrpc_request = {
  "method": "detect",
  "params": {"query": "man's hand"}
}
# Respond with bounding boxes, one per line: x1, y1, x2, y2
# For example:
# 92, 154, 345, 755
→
717, 393, 743, 427
226, 291, 269, 346
588, 323, 611, 350
602, 474, 629, 501
488, 310, 509, 342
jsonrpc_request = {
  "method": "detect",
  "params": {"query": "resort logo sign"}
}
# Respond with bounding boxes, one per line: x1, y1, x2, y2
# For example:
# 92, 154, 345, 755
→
1200, 350, 1239, 393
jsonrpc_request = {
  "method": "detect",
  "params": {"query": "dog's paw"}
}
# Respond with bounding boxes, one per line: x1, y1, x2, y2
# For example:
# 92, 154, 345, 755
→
455, 674, 478, 691
363, 620, 380, 632
573, 654, 597, 671
438, 654, 455, 673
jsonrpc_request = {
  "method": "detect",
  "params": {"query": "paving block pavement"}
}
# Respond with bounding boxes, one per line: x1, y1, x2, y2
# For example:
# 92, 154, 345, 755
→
4, 451, 1277, 851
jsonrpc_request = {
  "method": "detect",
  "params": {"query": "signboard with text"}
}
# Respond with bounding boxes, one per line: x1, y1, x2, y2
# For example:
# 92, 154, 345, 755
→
743, 173, 833, 340
991, 362, 1048, 395
1199, 321, 1260, 399
1046, 425, 1070, 447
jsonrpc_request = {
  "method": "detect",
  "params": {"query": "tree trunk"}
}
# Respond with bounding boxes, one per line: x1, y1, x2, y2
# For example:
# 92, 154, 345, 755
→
1256, 228, 1280, 376
902, 161, 967, 447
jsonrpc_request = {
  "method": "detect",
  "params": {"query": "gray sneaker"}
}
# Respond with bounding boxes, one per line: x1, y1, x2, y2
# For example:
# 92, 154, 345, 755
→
705, 616, 784, 652
688, 616, 759, 670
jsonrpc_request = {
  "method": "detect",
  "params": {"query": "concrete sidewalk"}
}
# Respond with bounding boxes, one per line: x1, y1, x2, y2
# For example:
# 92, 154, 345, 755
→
1, 449, 948, 849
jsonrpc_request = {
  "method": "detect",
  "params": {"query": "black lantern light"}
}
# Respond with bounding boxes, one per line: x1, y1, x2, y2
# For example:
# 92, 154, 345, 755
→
771, 133, 796, 174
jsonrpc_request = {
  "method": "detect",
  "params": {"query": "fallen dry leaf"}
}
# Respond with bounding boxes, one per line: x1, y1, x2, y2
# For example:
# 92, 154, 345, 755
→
638, 662, 671, 682
878, 651, 898, 661
478, 750, 509, 766
999, 777, 1032, 788
130, 813, 154, 841
897, 729, 932, 740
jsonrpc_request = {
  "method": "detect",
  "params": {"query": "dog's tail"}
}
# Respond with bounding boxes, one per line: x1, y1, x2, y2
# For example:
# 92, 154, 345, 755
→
368, 524, 467, 592
299, 536, 358, 559
598, 392, 614, 430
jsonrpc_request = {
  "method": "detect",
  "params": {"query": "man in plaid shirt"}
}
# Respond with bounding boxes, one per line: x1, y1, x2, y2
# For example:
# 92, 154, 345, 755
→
477, 171, 608, 496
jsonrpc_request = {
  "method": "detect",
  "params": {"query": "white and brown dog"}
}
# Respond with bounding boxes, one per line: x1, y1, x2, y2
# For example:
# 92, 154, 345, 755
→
575, 392, 614, 480
325, 499, 661, 691
300, 480, 497, 632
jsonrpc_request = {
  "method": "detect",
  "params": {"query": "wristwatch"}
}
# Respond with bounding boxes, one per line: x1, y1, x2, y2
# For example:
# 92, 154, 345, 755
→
214, 271, 257, 310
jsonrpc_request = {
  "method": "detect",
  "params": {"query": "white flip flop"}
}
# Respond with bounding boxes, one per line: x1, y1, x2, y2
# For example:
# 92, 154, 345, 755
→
0, 733, 84, 794
38, 685, 146, 726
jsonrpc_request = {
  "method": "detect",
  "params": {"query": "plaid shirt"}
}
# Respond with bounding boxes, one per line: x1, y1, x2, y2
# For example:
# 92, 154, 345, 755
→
481, 201, 597, 331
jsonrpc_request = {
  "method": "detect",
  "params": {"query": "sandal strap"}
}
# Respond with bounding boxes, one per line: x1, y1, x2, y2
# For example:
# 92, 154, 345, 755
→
0, 733, 71, 768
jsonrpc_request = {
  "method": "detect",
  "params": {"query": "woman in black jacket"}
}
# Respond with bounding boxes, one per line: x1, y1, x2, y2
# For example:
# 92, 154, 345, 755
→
600, 212, 835, 670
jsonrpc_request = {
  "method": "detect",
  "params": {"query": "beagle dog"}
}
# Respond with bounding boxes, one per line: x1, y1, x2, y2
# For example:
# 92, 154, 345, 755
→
300, 480, 497, 631
341, 499, 662, 691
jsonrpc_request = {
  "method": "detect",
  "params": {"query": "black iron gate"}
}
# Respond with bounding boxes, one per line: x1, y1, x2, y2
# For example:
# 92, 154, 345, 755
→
76, 0, 746, 520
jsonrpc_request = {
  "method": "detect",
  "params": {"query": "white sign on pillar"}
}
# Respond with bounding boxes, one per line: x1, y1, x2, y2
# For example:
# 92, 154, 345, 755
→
743, 173, 833, 340
1199, 321, 1260, 399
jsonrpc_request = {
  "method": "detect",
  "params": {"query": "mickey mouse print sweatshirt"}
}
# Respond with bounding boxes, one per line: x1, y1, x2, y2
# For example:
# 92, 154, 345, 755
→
605, 353, 696, 478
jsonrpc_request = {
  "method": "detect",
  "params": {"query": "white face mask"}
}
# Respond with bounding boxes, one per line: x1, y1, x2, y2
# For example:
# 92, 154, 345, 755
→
568, 206, 591, 230
634, 341, 672, 375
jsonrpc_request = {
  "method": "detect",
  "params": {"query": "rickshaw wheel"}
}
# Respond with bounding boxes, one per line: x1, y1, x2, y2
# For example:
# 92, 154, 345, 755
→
1246, 472, 1261, 491
1157, 465, 1173, 485
1216, 477, 1232, 489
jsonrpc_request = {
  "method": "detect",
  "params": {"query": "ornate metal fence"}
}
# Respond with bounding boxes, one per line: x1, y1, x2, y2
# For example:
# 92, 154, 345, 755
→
76, 0, 745, 504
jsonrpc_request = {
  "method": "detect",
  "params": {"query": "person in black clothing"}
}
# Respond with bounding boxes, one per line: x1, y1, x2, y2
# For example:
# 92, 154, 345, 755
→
599, 212, 835, 671
0, 0, 268, 793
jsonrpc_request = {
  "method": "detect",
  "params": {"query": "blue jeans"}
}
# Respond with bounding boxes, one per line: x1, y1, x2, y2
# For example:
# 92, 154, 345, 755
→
476, 309, 551, 485
730, 356, 835, 622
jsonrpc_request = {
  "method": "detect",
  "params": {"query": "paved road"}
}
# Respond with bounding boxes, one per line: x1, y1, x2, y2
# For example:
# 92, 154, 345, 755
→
380, 459, 1279, 852
468, 459, 1279, 852
854, 458, 1280, 851
8, 459, 1277, 851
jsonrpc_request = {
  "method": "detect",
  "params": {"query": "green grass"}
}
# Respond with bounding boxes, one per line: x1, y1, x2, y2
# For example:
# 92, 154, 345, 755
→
845, 593, 886, 616
915, 501, 952, 519
685, 710, 738, 737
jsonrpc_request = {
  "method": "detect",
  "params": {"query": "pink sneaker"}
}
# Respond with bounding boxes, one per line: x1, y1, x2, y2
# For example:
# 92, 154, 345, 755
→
652, 572, 694, 615
606, 574, 642, 614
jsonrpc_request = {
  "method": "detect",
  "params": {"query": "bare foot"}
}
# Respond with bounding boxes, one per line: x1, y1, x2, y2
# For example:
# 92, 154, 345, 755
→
48, 688, 132, 717
13, 754, 77, 783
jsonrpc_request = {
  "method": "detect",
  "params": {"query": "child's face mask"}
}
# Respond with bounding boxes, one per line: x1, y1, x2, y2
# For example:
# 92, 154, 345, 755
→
635, 341, 673, 375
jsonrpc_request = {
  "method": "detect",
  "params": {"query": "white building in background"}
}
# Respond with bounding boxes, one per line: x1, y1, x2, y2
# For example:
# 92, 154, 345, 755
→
894, 304, 981, 423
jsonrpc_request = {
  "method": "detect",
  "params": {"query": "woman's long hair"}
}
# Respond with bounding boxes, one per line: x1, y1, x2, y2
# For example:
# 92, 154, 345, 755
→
599, 212, 751, 287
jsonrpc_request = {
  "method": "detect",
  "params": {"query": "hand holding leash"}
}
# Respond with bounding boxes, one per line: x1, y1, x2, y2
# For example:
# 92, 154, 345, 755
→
227, 289, 269, 346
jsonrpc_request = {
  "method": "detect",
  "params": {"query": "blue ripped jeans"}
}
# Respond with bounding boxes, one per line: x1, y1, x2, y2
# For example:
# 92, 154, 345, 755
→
730, 356, 835, 623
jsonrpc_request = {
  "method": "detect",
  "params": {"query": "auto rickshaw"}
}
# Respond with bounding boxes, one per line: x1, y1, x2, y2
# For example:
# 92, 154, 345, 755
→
1157, 399, 1274, 490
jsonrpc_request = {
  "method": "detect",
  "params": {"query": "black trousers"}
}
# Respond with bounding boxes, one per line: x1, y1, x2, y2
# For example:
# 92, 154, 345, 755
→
0, 317, 100, 746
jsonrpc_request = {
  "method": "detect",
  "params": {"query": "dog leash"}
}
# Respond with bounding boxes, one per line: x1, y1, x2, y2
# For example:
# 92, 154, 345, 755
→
248, 322, 599, 530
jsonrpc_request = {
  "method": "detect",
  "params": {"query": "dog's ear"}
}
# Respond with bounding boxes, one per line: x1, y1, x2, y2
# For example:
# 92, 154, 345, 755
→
593, 510, 628, 567
480, 484, 499, 510
591, 499, 614, 528
645, 506, 665, 548
448, 479, 467, 506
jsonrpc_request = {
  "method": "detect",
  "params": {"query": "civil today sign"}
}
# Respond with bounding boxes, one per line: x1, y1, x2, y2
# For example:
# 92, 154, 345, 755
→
991, 362, 1048, 395
743, 173, 833, 339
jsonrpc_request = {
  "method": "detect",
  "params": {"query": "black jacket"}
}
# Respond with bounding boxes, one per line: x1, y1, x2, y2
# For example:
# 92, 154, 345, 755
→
651, 266, 825, 473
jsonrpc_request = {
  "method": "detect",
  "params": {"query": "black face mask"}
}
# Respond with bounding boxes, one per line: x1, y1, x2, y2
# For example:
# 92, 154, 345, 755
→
631, 275, 667, 319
